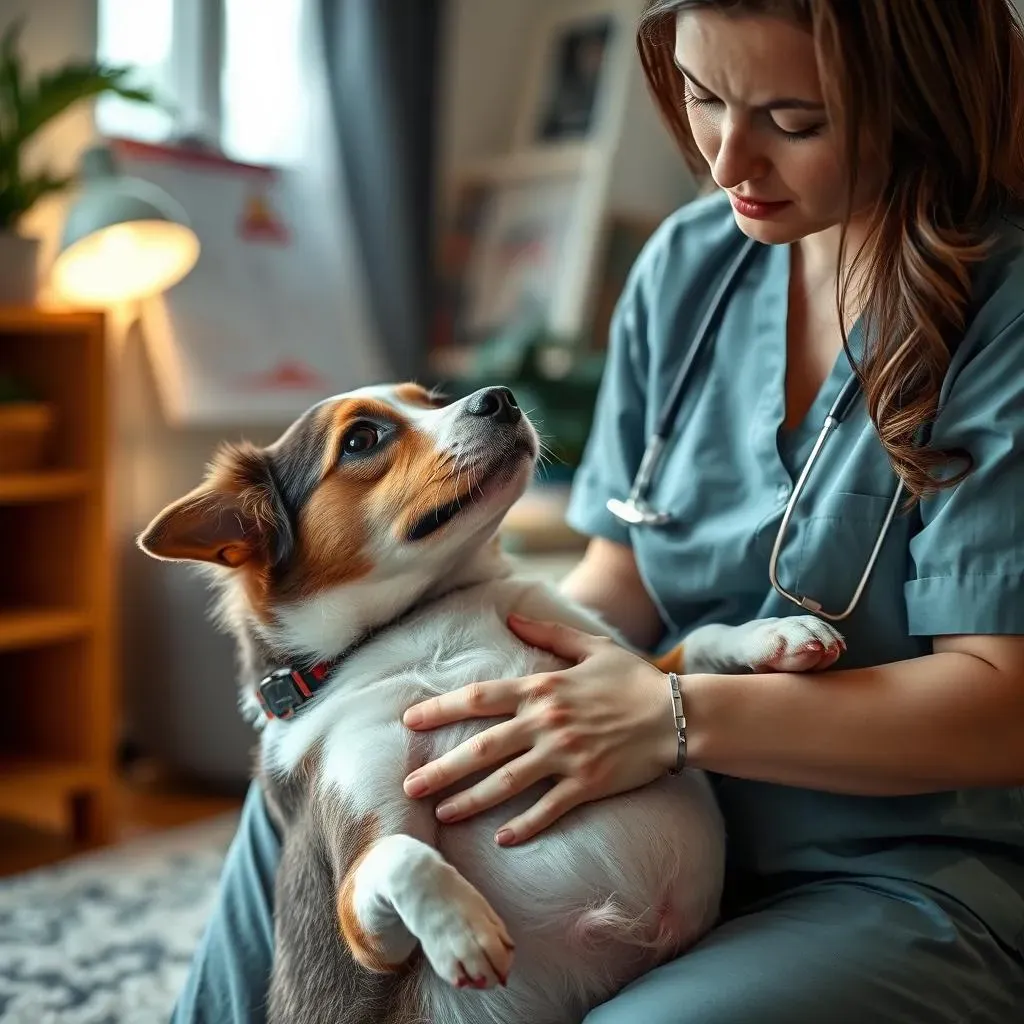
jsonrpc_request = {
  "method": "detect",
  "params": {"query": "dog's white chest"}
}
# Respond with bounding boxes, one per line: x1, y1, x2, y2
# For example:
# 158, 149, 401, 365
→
261, 593, 554, 819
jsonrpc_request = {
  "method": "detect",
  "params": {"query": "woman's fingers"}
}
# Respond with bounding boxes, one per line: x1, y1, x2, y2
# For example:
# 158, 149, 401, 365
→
494, 777, 588, 847
506, 614, 602, 664
433, 752, 550, 823
403, 676, 519, 730
404, 719, 528, 798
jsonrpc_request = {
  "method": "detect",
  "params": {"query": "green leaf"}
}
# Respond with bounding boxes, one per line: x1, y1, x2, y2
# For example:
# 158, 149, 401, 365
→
0, 19, 160, 228
14, 63, 156, 147
0, 171, 73, 230
0, 19, 25, 139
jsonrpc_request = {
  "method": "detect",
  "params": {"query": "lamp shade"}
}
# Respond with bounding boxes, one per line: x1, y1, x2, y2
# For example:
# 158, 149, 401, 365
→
51, 144, 200, 306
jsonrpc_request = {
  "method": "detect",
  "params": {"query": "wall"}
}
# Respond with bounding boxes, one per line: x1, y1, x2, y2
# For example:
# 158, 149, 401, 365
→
436, 0, 696, 221
436, 0, 554, 183
8, 0, 696, 785
1, 0, 272, 783
6, 0, 98, 273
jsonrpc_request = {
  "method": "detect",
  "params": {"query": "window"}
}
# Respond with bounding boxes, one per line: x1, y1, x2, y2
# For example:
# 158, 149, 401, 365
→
96, 0, 305, 166
96, 0, 177, 143
221, 0, 304, 165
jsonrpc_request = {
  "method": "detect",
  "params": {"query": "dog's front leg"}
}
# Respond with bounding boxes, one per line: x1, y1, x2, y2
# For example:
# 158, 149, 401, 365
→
338, 823, 514, 989
660, 615, 846, 675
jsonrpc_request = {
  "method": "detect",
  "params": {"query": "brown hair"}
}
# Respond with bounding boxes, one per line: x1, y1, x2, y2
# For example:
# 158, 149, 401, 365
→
638, 0, 1024, 499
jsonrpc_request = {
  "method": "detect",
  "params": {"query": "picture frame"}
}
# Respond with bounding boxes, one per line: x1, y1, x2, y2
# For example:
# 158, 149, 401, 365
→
512, 0, 631, 152
430, 148, 591, 377
460, 169, 584, 340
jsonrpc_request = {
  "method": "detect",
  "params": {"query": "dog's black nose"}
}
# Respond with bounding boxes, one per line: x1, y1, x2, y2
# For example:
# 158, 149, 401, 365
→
465, 386, 520, 425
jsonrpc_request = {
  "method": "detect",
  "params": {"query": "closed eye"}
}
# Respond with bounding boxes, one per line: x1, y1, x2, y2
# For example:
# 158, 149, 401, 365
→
682, 84, 824, 141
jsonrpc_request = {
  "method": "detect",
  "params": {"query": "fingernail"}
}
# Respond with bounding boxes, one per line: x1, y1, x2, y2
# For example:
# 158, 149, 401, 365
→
405, 775, 428, 797
507, 612, 528, 625
436, 801, 457, 821
495, 828, 514, 846
403, 707, 423, 728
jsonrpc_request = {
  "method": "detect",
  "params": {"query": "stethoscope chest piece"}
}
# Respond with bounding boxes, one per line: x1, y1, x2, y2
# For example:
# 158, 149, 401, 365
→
605, 496, 673, 527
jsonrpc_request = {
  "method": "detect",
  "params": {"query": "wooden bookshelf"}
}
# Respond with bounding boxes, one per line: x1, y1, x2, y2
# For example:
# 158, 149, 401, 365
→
0, 308, 115, 846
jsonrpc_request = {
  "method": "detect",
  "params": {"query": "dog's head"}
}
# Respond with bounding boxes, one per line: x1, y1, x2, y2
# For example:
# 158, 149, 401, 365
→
137, 383, 538, 658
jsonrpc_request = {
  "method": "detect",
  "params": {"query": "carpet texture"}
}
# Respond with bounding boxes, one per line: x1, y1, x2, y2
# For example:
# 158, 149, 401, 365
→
0, 813, 240, 1024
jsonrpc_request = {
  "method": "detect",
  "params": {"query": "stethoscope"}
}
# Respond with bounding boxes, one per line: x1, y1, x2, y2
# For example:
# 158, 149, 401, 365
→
606, 237, 904, 622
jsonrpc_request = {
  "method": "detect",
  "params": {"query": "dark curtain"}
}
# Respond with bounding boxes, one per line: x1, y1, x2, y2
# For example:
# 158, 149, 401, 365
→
318, 0, 443, 380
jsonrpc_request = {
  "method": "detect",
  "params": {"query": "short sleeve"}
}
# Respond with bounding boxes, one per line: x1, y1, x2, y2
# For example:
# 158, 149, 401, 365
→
564, 248, 653, 546
904, 307, 1024, 636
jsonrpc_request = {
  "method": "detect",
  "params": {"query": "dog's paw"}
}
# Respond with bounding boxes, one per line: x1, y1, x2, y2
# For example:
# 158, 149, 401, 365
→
412, 865, 515, 989
734, 616, 845, 673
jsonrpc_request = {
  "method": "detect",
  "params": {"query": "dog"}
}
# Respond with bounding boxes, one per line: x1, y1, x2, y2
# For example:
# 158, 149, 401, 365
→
138, 383, 844, 1024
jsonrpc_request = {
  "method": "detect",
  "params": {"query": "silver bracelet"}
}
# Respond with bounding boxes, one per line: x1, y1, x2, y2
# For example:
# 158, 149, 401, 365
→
666, 671, 687, 775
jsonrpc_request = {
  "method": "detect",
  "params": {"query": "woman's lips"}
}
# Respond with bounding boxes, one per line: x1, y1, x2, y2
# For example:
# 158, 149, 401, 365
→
729, 193, 792, 219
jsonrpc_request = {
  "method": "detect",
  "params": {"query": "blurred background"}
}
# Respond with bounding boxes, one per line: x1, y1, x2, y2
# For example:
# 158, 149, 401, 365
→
1, 2, 1021, 1020
0, 0, 703, 831
0, 0, 710, 892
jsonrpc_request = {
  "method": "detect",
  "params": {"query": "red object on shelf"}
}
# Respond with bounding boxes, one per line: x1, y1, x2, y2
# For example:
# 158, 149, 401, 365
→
240, 359, 330, 392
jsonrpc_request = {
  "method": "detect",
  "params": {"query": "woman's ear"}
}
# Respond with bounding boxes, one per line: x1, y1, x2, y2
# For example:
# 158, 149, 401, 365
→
137, 442, 293, 568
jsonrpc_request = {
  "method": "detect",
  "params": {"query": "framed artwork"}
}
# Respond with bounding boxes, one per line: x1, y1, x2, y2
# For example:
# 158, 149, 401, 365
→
430, 178, 494, 354
111, 138, 388, 426
513, 1, 629, 151
461, 171, 583, 339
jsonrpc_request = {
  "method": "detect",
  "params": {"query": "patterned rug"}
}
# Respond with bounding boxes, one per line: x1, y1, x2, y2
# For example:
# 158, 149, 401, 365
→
0, 812, 240, 1024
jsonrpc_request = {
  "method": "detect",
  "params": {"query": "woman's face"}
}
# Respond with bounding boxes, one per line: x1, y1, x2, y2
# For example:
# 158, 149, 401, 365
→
675, 10, 873, 245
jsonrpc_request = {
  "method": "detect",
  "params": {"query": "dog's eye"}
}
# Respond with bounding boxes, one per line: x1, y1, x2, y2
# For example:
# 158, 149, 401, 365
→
342, 423, 379, 455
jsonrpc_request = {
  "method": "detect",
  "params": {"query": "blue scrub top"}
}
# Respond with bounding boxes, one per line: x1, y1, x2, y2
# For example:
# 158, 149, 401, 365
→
566, 190, 1024, 953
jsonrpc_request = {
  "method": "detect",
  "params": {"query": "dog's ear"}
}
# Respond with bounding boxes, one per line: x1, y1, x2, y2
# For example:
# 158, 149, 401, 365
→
137, 443, 293, 568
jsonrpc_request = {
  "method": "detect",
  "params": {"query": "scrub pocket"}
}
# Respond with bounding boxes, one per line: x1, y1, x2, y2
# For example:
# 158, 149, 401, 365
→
781, 490, 893, 615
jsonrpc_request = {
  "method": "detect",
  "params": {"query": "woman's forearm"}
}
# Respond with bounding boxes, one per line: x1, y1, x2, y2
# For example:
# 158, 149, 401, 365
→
684, 652, 1024, 794
558, 539, 665, 650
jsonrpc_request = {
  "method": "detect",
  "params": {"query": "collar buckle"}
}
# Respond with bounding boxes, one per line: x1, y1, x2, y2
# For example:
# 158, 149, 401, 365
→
257, 665, 328, 720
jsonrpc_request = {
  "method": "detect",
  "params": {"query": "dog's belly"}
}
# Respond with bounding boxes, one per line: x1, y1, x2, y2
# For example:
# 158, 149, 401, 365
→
267, 598, 727, 1022
443, 772, 723, 943
414, 719, 725, 1022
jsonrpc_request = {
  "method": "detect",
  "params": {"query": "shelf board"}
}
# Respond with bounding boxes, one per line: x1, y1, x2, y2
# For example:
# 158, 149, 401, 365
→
0, 608, 92, 652
0, 757, 98, 790
0, 470, 90, 504
0, 758, 101, 826
0, 307, 104, 334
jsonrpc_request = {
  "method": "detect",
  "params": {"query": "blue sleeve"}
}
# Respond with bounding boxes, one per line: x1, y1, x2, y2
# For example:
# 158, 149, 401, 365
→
904, 304, 1024, 636
564, 237, 654, 546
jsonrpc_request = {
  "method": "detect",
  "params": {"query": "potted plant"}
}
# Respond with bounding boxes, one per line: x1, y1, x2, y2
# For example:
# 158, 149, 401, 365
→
0, 18, 157, 305
0, 370, 54, 473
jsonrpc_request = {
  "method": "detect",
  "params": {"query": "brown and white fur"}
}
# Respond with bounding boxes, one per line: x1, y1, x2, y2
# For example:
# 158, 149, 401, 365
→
138, 383, 844, 1024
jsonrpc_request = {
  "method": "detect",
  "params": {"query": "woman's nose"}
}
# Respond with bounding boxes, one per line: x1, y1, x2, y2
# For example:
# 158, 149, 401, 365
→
712, 120, 768, 190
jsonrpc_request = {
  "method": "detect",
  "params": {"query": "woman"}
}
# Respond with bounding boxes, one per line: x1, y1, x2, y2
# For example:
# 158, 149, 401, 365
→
173, 1, 1024, 1021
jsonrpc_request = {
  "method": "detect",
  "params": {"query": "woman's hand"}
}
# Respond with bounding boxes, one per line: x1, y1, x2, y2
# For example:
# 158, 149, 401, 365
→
401, 613, 678, 846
